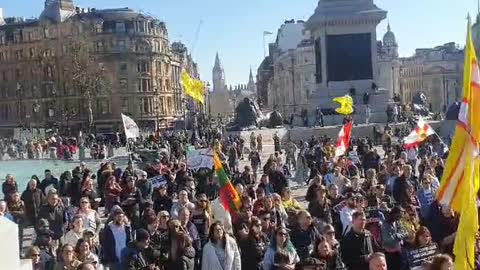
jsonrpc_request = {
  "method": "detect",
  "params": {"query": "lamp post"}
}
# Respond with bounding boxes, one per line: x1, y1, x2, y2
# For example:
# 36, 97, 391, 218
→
182, 97, 188, 130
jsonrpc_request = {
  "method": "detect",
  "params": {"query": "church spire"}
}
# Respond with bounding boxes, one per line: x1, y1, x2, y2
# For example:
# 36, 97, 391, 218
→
214, 52, 222, 70
387, 22, 391, 32
249, 66, 254, 82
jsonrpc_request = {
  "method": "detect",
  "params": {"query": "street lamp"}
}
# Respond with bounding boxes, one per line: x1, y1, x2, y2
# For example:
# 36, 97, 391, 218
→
182, 97, 188, 130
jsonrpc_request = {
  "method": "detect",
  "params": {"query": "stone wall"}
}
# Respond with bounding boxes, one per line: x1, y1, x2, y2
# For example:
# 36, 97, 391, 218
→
226, 121, 441, 148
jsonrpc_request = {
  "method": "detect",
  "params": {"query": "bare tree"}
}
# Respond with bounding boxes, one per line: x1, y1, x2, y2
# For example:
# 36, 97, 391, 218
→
63, 35, 110, 133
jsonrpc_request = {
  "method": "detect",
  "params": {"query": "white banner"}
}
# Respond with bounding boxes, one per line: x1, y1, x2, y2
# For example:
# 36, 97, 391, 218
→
121, 114, 140, 139
186, 148, 214, 171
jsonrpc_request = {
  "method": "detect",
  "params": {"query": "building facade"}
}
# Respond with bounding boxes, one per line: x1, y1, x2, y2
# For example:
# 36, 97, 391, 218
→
263, 20, 316, 117
397, 43, 463, 112
0, 0, 200, 134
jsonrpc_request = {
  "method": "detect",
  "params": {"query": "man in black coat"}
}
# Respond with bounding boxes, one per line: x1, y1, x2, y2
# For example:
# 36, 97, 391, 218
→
39, 169, 59, 195
341, 211, 380, 270
38, 191, 65, 241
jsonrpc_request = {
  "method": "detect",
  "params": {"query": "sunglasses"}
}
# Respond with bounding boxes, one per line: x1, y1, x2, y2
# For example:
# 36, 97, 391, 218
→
31, 254, 40, 257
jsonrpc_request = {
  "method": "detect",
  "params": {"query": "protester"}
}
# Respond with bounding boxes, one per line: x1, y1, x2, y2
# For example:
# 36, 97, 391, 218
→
202, 221, 241, 270
2, 123, 462, 270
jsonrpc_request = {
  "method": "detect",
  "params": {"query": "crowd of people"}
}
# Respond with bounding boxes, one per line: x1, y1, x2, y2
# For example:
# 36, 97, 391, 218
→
0, 124, 468, 270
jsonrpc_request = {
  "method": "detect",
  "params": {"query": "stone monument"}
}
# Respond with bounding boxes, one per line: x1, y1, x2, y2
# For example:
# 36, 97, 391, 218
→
305, 0, 389, 124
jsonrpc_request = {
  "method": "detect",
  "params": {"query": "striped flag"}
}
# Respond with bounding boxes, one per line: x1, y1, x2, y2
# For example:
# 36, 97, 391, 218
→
403, 117, 435, 148
213, 152, 242, 213
437, 19, 480, 270
335, 121, 353, 157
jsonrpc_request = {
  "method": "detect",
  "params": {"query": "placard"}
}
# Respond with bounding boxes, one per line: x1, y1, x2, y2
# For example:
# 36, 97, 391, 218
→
149, 175, 167, 189
407, 244, 438, 268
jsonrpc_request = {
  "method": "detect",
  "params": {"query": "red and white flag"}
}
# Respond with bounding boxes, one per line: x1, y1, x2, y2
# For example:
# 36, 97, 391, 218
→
403, 117, 435, 148
335, 121, 353, 157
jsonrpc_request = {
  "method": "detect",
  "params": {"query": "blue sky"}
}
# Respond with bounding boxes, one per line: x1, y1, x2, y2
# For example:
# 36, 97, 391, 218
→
2, 0, 478, 85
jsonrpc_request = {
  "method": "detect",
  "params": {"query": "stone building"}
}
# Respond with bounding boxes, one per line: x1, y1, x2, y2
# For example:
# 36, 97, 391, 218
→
397, 43, 463, 112
267, 20, 316, 118
0, 0, 200, 134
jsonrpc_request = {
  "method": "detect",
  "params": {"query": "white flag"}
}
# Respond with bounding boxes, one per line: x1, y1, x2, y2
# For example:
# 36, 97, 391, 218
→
121, 114, 140, 139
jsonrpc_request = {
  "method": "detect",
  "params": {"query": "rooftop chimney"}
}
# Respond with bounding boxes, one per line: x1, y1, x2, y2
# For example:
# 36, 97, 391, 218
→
0, 8, 5, 26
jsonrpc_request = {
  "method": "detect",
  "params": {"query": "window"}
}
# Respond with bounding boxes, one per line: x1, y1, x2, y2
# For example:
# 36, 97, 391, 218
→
137, 61, 150, 73
1, 71, 7, 82
43, 27, 50, 39
96, 99, 110, 115
96, 41, 105, 52
138, 21, 146, 32
156, 61, 162, 75
135, 41, 150, 52
167, 97, 172, 113
29, 48, 36, 58
63, 82, 69, 96
0, 52, 5, 62
15, 50, 23, 60
117, 40, 126, 51
15, 69, 22, 79
45, 66, 53, 78
138, 78, 151, 92
116, 22, 126, 33
0, 35, 4, 45
44, 49, 54, 57
157, 79, 163, 91
119, 79, 128, 91
119, 63, 127, 74
121, 98, 128, 111
27, 32, 33, 41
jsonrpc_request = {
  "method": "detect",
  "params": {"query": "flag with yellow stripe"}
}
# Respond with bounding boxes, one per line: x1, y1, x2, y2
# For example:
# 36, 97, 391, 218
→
213, 152, 242, 213
437, 18, 480, 270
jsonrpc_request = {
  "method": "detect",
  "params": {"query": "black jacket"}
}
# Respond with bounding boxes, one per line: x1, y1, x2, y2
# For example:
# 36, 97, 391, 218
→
39, 177, 59, 194
308, 199, 333, 225
290, 225, 321, 261
341, 229, 378, 270
21, 188, 43, 225
240, 234, 269, 270
38, 203, 65, 240
121, 242, 150, 270
152, 194, 173, 213
101, 223, 132, 264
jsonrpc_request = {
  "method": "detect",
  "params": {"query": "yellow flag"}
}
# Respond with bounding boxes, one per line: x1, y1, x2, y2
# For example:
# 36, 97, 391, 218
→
333, 95, 354, 115
181, 71, 205, 104
437, 19, 480, 270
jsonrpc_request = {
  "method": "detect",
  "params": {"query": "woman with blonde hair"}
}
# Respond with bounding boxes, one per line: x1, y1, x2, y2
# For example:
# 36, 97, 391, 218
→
76, 197, 101, 234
